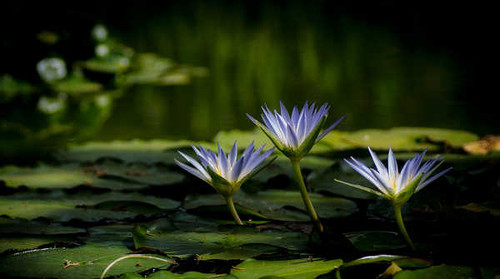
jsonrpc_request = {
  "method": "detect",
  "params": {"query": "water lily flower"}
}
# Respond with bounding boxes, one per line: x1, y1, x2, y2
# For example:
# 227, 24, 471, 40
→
247, 101, 345, 160
335, 147, 452, 250
247, 101, 344, 231
176, 141, 275, 225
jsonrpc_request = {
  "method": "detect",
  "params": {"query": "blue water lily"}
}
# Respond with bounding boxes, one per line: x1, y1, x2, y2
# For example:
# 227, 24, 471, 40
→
247, 101, 344, 160
176, 141, 275, 225
247, 101, 344, 232
336, 147, 452, 250
339, 147, 452, 205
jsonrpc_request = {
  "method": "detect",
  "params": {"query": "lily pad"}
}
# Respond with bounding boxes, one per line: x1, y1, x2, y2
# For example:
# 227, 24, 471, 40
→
0, 243, 173, 279
0, 237, 66, 254
344, 231, 406, 252
0, 164, 94, 189
119, 270, 234, 279
340, 127, 478, 151
90, 160, 185, 185
133, 217, 309, 259
342, 255, 431, 269
184, 190, 358, 221
0, 217, 86, 235
60, 140, 206, 163
393, 264, 478, 279
0, 163, 183, 190
0, 191, 179, 222
231, 258, 343, 279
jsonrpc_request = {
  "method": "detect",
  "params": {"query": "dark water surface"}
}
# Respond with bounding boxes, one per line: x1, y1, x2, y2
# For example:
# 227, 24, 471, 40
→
5, 1, 498, 142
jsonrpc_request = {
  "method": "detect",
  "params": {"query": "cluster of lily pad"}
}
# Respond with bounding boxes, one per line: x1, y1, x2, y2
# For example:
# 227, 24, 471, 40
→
176, 101, 451, 250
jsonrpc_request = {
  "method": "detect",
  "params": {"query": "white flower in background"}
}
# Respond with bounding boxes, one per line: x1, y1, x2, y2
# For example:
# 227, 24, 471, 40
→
37, 58, 67, 83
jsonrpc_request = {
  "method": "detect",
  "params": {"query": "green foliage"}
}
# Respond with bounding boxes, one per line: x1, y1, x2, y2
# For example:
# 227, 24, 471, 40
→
0, 137, 498, 278
133, 215, 309, 260
231, 258, 343, 279
0, 243, 173, 279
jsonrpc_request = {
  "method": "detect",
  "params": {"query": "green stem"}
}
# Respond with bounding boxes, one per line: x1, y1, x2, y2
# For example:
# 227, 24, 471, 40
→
225, 195, 243, 225
393, 203, 416, 251
290, 159, 324, 232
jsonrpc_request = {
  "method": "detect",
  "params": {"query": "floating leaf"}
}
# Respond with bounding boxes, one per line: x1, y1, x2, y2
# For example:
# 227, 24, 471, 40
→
90, 160, 185, 186
340, 127, 478, 151
60, 140, 210, 163
393, 264, 478, 279
344, 231, 406, 252
119, 270, 234, 279
184, 190, 357, 221
0, 237, 66, 254
133, 216, 309, 259
0, 243, 173, 279
459, 202, 500, 217
0, 191, 179, 222
342, 255, 431, 269
231, 258, 343, 279
0, 217, 85, 235
0, 164, 94, 189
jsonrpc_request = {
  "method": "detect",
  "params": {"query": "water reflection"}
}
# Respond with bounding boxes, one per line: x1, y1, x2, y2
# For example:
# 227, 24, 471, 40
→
96, 1, 478, 141
1, 1, 497, 153
0, 23, 206, 159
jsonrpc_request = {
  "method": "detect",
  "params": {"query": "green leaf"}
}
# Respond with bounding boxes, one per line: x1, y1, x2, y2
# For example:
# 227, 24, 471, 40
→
133, 216, 309, 260
0, 216, 85, 235
340, 127, 478, 151
231, 258, 343, 279
393, 265, 478, 279
60, 140, 209, 163
0, 243, 173, 279
342, 255, 431, 269
120, 270, 235, 279
344, 231, 406, 252
0, 191, 179, 222
0, 164, 94, 189
0, 237, 67, 254
184, 190, 357, 221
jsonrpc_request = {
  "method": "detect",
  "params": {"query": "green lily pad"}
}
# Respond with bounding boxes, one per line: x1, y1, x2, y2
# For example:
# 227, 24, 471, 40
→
309, 167, 376, 200
52, 76, 103, 95
0, 216, 86, 235
393, 265, 478, 279
231, 258, 343, 279
184, 190, 357, 221
90, 160, 185, 185
0, 237, 66, 253
340, 127, 478, 151
342, 255, 431, 269
0, 163, 183, 190
248, 155, 335, 185
214, 129, 271, 152
60, 140, 208, 163
119, 270, 235, 279
0, 200, 136, 222
0, 243, 173, 279
82, 58, 130, 74
133, 217, 309, 259
214, 127, 478, 155
344, 231, 406, 252
0, 164, 94, 189
0, 191, 179, 222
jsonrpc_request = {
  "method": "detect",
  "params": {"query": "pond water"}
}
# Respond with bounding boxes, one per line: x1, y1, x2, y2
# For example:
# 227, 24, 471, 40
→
1, 1, 497, 145
91, 1, 496, 141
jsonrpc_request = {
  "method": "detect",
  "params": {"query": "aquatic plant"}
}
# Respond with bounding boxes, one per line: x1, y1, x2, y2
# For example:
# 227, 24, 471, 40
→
336, 147, 452, 250
248, 101, 344, 231
176, 141, 275, 225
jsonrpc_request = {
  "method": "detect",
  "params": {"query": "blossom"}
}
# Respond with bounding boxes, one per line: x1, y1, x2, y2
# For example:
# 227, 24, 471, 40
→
338, 147, 452, 205
247, 101, 344, 159
175, 141, 275, 197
